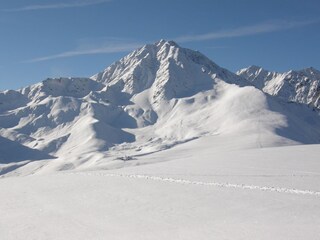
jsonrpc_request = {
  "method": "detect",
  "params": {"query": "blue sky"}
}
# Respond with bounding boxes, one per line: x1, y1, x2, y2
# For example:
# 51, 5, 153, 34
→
1, 0, 320, 90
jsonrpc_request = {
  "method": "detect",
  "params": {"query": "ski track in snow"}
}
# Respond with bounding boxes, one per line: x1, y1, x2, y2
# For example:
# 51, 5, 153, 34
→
69, 172, 320, 197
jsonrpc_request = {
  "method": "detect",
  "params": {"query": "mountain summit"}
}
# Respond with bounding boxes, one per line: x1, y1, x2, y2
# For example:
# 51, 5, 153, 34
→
1, 40, 320, 176
91, 40, 246, 103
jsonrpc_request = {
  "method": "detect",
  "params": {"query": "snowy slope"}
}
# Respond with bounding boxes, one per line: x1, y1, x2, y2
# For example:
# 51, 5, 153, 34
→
237, 65, 320, 109
1, 142, 320, 240
1, 40, 320, 176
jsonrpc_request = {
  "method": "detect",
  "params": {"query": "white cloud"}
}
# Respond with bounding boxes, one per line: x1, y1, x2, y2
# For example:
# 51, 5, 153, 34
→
174, 20, 318, 43
25, 41, 141, 63
2, 0, 112, 12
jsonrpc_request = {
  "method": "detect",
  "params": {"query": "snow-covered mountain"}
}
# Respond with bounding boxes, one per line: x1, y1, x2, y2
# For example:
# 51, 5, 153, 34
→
1, 40, 320, 176
237, 65, 320, 109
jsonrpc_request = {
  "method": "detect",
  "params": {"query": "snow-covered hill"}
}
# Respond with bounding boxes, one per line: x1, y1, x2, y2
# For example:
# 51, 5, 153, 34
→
1, 40, 320, 176
237, 65, 320, 109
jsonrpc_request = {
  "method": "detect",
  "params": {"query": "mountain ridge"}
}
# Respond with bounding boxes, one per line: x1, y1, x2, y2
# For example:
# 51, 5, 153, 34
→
237, 65, 320, 109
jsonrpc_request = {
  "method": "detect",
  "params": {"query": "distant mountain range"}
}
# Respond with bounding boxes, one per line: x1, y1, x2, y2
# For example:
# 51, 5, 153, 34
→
1, 40, 320, 176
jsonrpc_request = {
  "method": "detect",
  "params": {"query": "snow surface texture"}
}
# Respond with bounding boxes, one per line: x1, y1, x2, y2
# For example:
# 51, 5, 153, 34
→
237, 65, 320, 109
1, 40, 320, 175
1, 40, 320, 239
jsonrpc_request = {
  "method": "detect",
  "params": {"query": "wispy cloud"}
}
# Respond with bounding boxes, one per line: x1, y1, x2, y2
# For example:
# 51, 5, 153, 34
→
206, 46, 231, 50
24, 41, 141, 63
2, 0, 112, 12
175, 19, 318, 43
